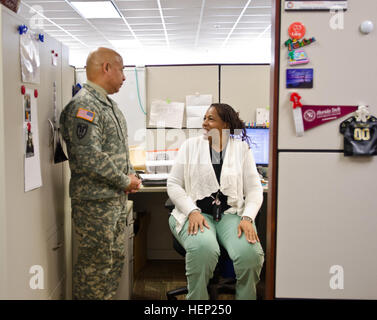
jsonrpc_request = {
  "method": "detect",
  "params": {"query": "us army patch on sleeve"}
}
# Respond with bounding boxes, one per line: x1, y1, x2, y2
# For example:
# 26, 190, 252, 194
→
76, 123, 88, 139
76, 108, 95, 122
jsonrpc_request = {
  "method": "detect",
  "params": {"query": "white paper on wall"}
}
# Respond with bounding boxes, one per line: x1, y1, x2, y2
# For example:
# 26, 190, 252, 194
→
185, 94, 212, 128
24, 89, 42, 192
52, 52, 58, 66
186, 94, 212, 107
256, 108, 269, 125
186, 105, 208, 128
149, 100, 184, 128
20, 32, 41, 84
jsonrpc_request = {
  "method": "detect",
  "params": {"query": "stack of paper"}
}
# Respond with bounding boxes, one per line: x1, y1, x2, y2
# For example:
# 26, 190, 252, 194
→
140, 173, 169, 180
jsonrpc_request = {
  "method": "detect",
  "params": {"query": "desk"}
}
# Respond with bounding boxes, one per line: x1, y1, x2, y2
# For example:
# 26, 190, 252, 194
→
130, 184, 268, 260
139, 185, 167, 193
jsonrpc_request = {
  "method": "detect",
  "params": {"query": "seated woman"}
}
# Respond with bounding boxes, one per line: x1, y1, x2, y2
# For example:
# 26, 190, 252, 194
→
167, 103, 264, 300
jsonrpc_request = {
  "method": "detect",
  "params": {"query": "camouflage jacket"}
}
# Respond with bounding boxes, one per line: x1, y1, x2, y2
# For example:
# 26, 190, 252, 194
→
60, 82, 135, 200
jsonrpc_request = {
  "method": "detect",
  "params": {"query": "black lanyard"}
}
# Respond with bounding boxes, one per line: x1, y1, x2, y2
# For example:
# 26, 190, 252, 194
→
209, 144, 226, 221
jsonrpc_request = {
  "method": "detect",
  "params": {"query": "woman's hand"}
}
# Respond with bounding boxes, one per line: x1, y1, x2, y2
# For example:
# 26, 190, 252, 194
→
237, 220, 259, 244
188, 210, 210, 235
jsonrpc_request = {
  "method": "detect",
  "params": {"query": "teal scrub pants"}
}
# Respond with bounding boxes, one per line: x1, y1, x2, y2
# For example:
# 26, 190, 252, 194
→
169, 213, 264, 300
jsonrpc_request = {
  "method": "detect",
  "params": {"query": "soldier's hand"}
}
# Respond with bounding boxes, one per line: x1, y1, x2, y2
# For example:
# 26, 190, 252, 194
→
125, 174, 141, 194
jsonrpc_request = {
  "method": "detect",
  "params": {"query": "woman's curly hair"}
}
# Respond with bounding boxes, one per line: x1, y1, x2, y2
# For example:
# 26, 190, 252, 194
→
210, 103, 251, 148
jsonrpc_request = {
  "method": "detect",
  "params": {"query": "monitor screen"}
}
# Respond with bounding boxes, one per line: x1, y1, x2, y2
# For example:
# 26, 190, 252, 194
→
245, 128, 269, 166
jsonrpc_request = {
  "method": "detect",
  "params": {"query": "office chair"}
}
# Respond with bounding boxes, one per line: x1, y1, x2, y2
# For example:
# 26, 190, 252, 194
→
165, 198, 236, 300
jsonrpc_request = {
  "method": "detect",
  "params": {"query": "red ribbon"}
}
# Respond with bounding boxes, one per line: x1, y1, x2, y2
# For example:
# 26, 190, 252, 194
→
290, 92, 303, 109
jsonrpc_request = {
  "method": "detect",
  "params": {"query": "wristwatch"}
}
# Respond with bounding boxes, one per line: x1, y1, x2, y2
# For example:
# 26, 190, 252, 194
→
241, 216, 253, 223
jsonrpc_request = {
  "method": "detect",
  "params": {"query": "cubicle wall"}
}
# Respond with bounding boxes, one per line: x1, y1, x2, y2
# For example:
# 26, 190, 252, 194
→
140, 64, 270, 260
0, 5, 6, 299
273, 0, 377, 299
75, 66, 147, 147
145, 64, 270, 152
221, 65, 270, 124
0, 7, 74, 299
75, 64, 270, 151
61, 47, 75, 300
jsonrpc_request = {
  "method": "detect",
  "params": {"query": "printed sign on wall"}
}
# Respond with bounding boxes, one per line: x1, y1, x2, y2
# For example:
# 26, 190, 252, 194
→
285, 1, 348, 11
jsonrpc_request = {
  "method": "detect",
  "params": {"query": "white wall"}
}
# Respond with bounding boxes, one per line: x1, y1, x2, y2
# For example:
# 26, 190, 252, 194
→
75, 67, 147, 146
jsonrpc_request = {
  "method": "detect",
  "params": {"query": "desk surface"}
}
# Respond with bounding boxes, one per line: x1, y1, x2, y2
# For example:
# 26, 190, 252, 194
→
139, 185, 168, 193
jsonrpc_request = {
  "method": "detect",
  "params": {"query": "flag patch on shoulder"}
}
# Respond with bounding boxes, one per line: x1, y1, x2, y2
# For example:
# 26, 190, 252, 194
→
76, 108, 95, 122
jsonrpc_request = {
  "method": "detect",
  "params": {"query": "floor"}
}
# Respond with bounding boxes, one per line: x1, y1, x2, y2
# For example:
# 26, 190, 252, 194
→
132, 260, 265, 300
132, 260, 188, 300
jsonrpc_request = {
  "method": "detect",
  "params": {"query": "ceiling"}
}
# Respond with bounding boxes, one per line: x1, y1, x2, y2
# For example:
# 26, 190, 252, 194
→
17, 0, 272, 66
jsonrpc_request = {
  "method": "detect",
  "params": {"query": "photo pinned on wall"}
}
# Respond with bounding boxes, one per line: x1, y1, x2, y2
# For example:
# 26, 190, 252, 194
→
24, 93, 31, 122
25, 124, 34, 158
286, 68, 314, 88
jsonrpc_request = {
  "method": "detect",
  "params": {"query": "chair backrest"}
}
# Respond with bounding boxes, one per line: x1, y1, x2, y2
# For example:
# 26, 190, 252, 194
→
165, 198, 186, 257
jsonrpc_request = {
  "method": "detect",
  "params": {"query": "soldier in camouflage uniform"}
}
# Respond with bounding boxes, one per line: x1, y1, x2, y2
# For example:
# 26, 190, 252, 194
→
60, 48, 141, 300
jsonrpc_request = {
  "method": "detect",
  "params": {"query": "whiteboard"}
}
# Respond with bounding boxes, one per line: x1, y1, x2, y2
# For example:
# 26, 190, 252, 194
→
75, 67, 147, 146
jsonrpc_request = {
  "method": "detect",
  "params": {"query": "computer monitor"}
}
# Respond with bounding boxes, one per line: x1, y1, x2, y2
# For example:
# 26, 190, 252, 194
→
245, 128, 269, 167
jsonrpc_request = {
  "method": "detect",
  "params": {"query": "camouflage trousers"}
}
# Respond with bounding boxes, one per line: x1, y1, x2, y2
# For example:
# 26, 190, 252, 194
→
71, 194, 128, 300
